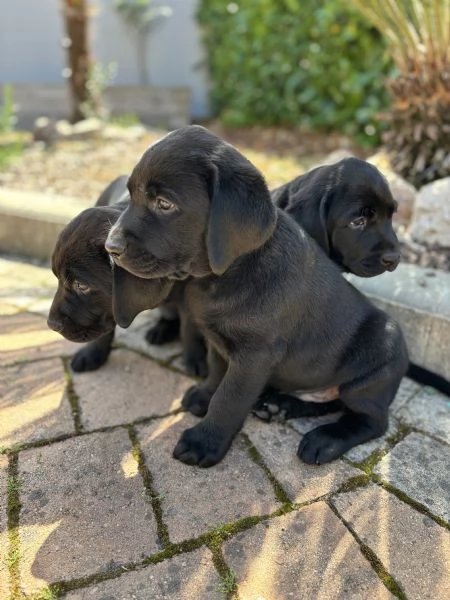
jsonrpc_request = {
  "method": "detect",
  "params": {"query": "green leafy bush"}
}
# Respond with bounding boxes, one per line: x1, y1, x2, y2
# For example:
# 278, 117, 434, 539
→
198, 0, 394, 143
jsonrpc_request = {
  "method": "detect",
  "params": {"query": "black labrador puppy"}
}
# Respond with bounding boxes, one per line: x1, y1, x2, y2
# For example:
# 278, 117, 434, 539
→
47, 176, 208, 376
272, 157, 400, 277
105, 125, 409, 467
47, 203, 175, 371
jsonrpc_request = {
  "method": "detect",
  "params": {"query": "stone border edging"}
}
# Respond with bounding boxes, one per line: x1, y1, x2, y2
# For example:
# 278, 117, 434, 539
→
1, 189, 448, 379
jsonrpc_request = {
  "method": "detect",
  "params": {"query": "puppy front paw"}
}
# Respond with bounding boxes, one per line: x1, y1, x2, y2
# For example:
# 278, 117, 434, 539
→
181, 385, 212, 417
173, 423, 232, 467
70, 345, 110, 372
145, 318, 180, 345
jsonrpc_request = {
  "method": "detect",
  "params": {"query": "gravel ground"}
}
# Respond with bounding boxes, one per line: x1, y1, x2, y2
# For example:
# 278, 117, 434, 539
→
0, 125, 326, 202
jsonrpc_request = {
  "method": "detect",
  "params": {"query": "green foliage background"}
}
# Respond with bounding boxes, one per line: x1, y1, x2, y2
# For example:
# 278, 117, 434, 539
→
198, 0, 394, 144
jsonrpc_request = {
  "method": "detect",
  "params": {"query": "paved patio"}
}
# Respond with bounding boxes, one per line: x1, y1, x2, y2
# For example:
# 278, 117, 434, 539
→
0, 255, 449, 600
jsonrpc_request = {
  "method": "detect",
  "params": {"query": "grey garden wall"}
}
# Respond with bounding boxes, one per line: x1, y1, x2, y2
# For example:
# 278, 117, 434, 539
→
0, 0, 210, 119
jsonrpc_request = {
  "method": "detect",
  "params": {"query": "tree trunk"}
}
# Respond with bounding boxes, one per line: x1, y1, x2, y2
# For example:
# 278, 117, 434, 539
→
61, 0, 90, 123
136, 31, 150, 86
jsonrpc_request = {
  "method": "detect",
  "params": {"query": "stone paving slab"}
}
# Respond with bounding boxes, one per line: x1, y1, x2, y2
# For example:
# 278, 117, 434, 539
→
390, 377, 423, 413
223, 502, 393, 600
244, 418, 359, 503
397, 387, 450, 444
116, 309, 183, 363
0, 312, 77, 367
65, 548, 223, 600
0, 357, 74, 449
73, 348, 193, 430
374, 432, 450, 522
332, 483, 450, 600
0, 456, 9, 600
18, 429, 159, 594
0, 257, 57, 313
137, 414, 281, 543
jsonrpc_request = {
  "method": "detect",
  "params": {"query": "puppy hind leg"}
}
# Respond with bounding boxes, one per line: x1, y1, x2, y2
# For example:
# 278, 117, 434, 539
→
180, 311, 207, 378
253, 388, 343, 421
182, 345, 226, 417
70, 329, 115, 372
298, 372, 402, 465
145, 317, 180, 345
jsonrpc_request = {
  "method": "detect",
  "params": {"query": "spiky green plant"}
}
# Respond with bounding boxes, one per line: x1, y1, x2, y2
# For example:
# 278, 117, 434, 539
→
350, 0, 450, 187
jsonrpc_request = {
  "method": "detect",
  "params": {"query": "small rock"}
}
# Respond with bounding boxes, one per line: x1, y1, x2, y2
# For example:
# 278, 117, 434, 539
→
32, 117, 58, 144
408, 177, 450, 247
366, 149, 391, 172
367, 152, 416, 226
70, 117, 103, 140
385, 170, 416, 226
102, 123, 147, 141
55, 119, 72, 137
56, 118, 103, 141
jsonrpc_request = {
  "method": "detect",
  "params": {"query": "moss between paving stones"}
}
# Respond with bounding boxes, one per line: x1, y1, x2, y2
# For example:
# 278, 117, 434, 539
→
353, 422, 412, 474
62, 357, 84, 434
6, 454, 21, 599
371, 477, 450, 531
127, 425, 171, 548
332, 473, 371, 495
327, 500, 407, 600
243, 433, 291, 505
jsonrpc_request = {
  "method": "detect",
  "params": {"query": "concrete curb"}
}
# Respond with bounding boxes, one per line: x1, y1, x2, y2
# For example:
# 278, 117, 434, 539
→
347, 265, 450, 380
0, 188, 90, 261
0, 187, 448, 379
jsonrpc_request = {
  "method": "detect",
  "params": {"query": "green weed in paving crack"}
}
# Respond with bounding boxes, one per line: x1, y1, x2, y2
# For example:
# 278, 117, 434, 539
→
29, 589, 57, 600
216, 568, 237, 597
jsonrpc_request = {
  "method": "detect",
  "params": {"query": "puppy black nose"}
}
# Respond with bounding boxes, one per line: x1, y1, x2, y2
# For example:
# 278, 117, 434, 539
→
47, 317, 63, 333
381, 251, 400, 271
105, 237, 126, 258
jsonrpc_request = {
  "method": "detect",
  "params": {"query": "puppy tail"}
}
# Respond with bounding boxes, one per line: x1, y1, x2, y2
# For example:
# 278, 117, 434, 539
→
407, 362, 450, 397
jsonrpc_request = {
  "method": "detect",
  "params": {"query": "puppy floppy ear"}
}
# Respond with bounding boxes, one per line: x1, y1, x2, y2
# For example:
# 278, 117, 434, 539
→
288, 164, 335, 255
112, 264, 174, 328
318, 191, 331, 256
207, 152, 277, 275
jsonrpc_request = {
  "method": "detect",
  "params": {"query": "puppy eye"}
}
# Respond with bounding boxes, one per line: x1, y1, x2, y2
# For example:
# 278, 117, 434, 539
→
349, 216, 367, 230
155, 197, 175, 212
362, 207, 376, 218
73, 281, 90, 294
